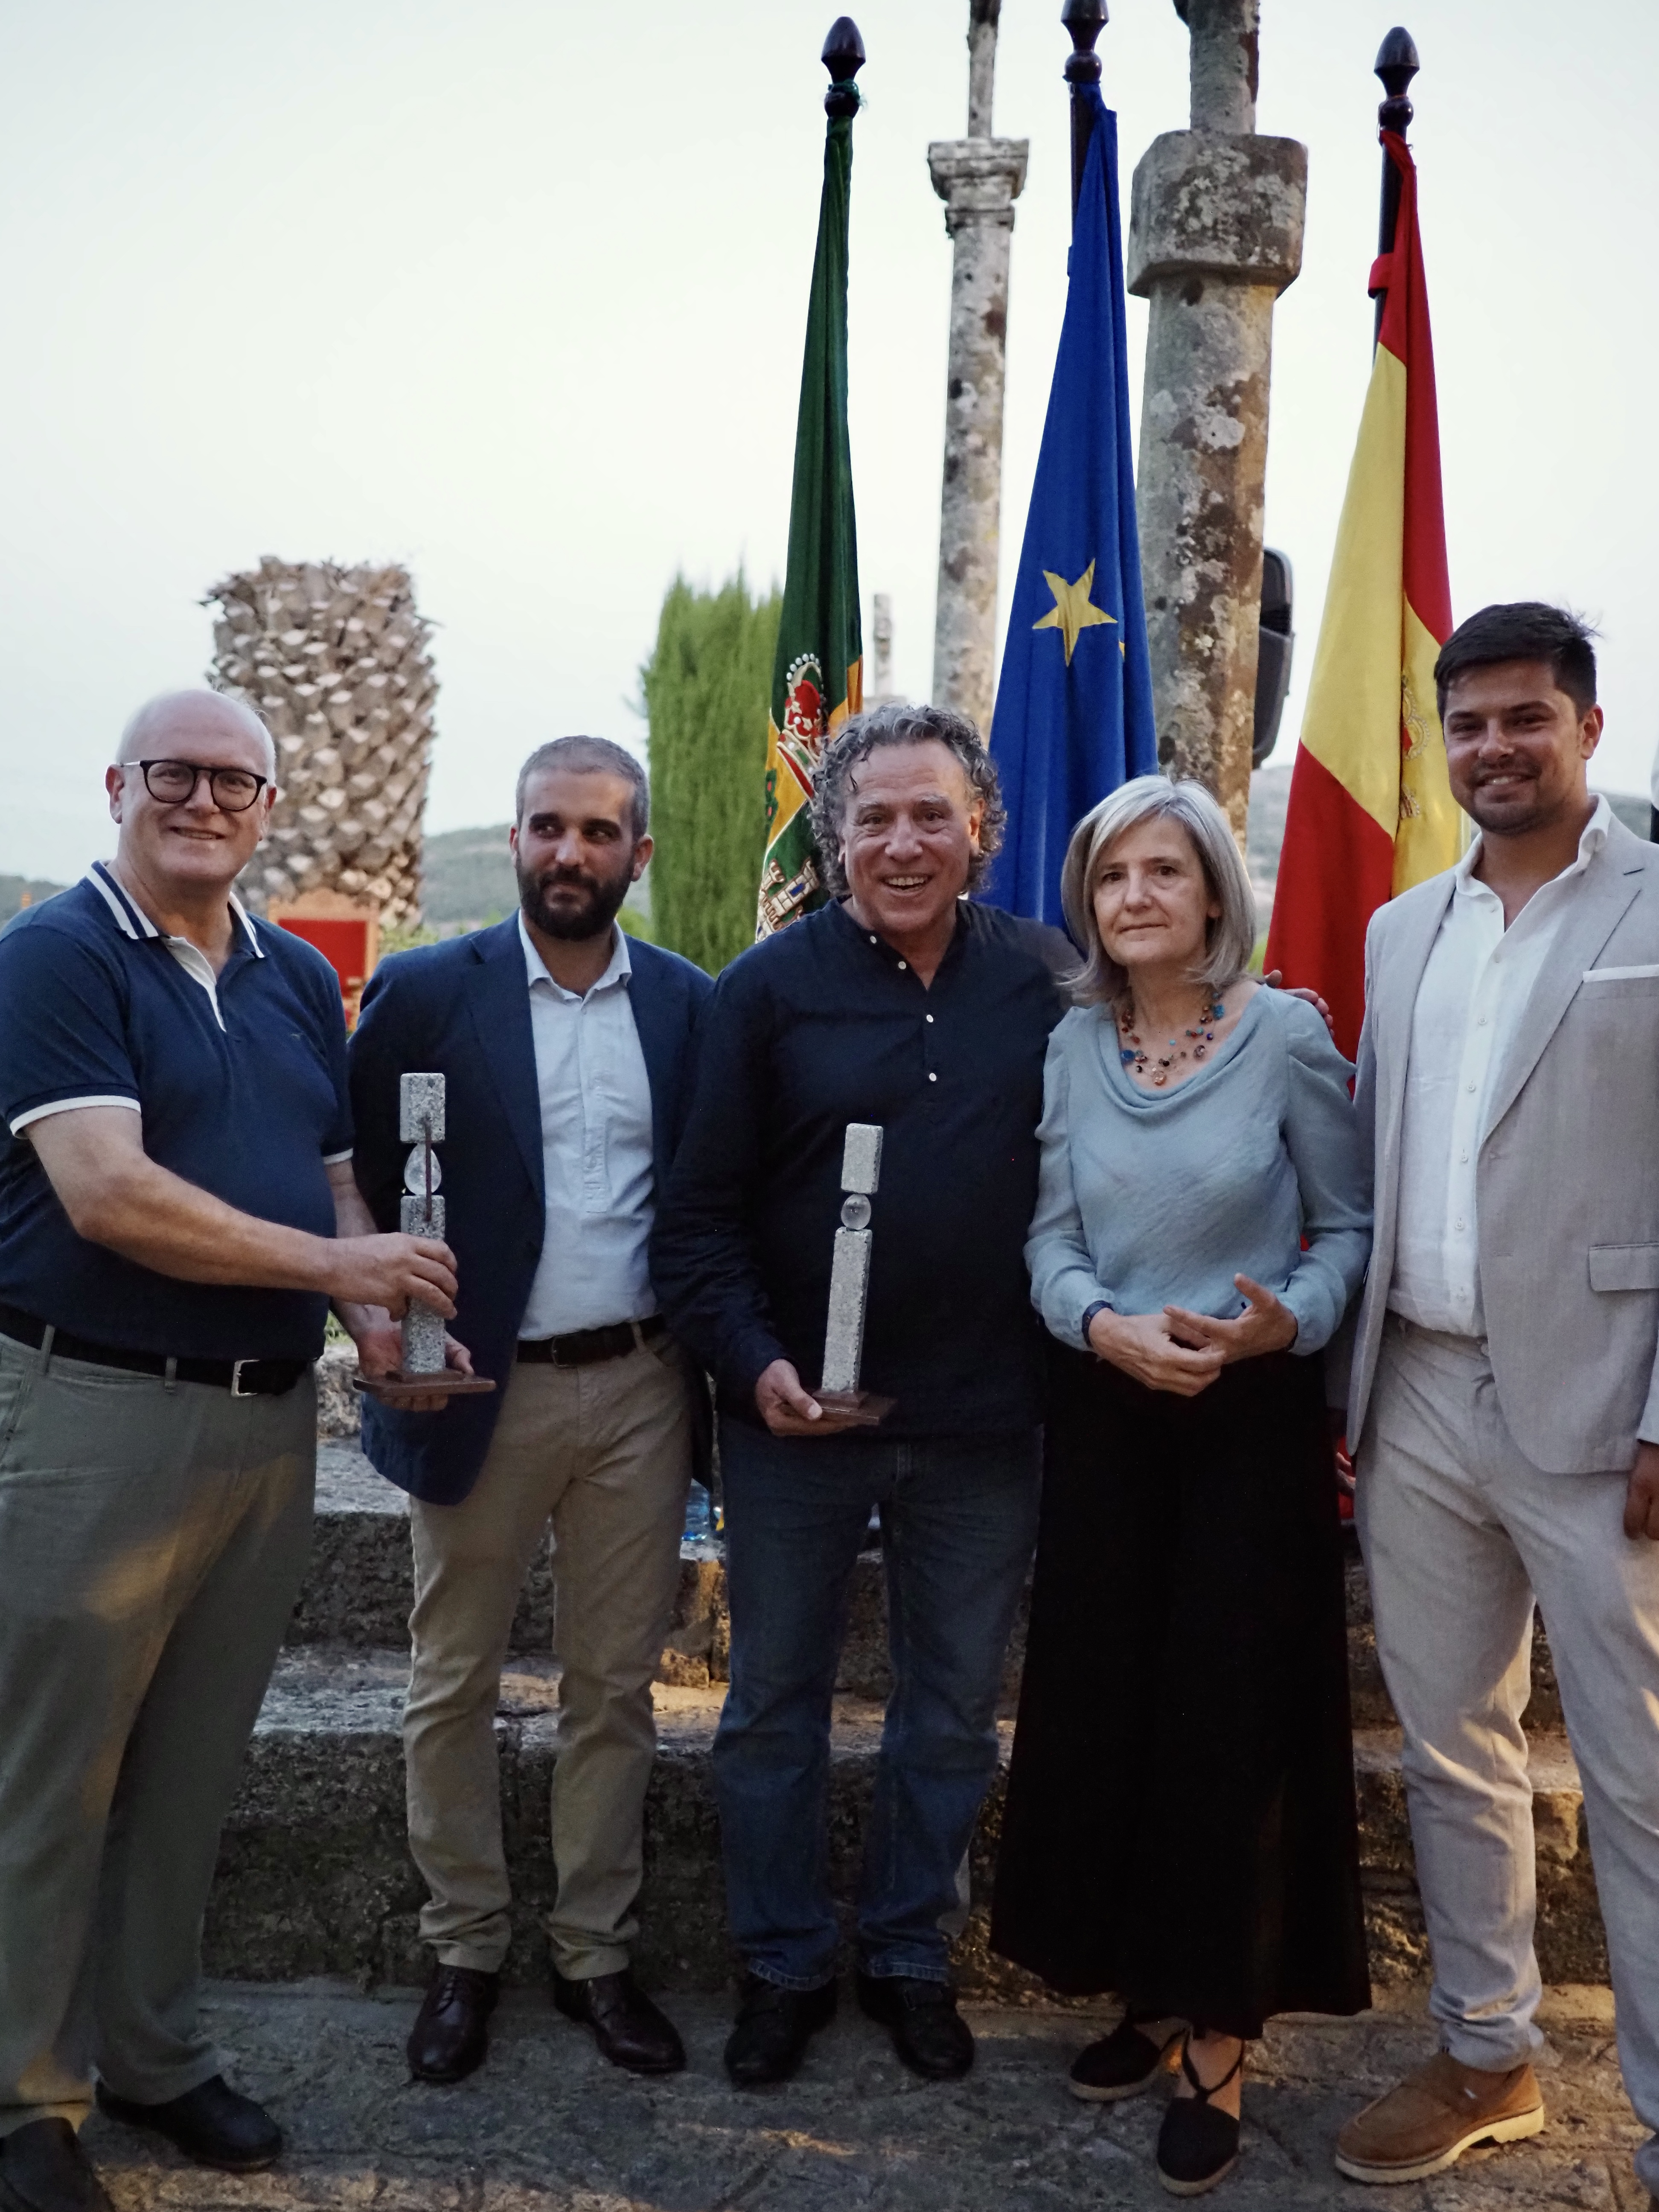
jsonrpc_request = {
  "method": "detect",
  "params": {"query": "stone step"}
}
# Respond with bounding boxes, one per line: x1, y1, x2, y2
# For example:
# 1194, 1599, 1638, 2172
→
303, 1444, 1563, 1729
209, 1645, 1608, 1996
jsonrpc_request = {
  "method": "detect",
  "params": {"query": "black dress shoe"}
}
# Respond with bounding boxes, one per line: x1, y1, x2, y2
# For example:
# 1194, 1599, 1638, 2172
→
552, 1968, 685, 2075
856, 1971, 975, 2081
93, 2076, 282, 2173
0, 2120, 112, 2212
723, 1975, 837, 2087
406, 1965, 500, 2085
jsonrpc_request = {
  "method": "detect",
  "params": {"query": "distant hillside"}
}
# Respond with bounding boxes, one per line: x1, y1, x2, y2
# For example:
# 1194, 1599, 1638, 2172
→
0, 875, 67, 926
419, 826, 517, 925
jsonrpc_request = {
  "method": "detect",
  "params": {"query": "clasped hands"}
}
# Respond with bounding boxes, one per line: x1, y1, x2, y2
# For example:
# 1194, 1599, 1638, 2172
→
1087, 1275, 1298, 1397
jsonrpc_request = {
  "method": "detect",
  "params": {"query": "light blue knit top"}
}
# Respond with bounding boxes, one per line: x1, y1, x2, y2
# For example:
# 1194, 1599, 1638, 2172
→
1025, 986, 1371, 1357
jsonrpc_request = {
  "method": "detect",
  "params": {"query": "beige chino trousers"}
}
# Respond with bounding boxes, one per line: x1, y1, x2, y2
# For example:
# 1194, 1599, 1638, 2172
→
404, 1337, 691, 1979
1356, 1316, 1659, 2198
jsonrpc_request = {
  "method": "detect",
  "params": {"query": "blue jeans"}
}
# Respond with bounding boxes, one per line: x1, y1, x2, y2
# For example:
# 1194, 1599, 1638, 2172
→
713, 1416, 1041, 1989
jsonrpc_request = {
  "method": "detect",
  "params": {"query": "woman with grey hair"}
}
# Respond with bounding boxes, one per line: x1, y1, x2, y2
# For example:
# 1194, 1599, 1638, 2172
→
989, 774, 1372, 2197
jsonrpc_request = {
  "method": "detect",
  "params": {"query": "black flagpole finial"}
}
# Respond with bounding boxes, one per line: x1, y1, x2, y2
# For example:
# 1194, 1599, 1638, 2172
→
1062, 0, 1109, 221
823, 17, 867, 119
1062, 0, 1108, 83
1375, 26, 1419, 138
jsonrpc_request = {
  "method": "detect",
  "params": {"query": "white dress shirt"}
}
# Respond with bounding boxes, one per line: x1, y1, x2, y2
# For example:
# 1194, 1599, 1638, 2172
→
1388, 795, 1610, 1335
517, 914, 658, 1338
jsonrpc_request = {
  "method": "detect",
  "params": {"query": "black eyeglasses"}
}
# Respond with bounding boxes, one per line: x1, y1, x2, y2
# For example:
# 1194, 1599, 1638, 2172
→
134, 760, 269, 812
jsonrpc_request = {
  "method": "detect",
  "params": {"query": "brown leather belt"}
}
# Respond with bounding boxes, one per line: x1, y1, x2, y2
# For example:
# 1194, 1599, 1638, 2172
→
517, 1315, 668, 1368
0, 1301, 308, 1397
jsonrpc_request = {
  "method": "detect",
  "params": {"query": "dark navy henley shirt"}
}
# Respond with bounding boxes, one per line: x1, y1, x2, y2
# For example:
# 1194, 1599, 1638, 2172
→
650, 896, 1070, 1437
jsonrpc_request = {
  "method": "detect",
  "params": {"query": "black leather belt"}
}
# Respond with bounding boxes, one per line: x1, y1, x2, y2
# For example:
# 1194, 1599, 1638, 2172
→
517, 1315, 668, 1368
0, 1302, 308, 1397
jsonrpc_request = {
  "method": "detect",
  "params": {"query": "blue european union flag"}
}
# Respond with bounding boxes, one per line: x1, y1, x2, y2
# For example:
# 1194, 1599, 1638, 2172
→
983, 87, 1157, 931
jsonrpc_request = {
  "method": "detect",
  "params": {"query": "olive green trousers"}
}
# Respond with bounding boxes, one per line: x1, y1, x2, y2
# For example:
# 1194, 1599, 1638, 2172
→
0, 1332, 314, 2136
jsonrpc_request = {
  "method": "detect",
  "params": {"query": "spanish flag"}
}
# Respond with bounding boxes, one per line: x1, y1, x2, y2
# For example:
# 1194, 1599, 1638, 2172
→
1264, 130, 1460, 1058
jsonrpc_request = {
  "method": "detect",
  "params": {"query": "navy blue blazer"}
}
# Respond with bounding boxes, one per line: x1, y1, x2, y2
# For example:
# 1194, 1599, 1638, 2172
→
348, 917, 713, 1505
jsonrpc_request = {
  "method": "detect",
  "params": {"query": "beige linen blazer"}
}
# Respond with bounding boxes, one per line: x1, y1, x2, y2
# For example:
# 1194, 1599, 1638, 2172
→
1347, 813, 1659, 1473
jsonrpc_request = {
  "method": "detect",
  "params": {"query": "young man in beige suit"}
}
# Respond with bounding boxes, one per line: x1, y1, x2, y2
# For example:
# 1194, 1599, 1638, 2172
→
1336, 603, 1659, 2203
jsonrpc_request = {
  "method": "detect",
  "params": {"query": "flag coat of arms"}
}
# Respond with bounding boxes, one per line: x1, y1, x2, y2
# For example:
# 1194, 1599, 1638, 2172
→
984, 85, 1157, 931
757, 95, 862, 939
1265, 130, 1459, 1058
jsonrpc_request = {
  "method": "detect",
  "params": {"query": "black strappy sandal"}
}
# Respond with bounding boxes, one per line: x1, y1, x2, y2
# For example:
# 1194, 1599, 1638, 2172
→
1068, 2013, 1186, 2103
1155, 2032, 1243, 2196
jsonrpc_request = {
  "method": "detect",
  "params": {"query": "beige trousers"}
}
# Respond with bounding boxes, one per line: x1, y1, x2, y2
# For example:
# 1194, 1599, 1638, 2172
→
0, 1333, 315, 2136
404, 1338, 691, 1979
1356, 1316, 1659, 2197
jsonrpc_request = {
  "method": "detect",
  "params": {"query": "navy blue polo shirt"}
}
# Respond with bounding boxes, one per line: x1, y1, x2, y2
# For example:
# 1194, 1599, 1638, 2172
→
0, 862, 353, 1360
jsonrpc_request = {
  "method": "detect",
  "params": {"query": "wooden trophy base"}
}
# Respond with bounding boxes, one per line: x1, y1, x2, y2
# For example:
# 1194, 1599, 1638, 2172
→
352, 1373, 497, 1405
813, 1389, 895, 1427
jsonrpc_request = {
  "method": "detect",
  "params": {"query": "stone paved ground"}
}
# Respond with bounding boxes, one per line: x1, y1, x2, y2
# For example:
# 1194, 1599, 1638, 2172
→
88, 1983, 1651, 2212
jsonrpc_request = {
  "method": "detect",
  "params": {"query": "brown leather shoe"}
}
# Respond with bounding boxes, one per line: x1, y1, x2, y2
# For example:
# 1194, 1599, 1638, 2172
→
407, 1965, 500, 2084
1335, 2052, 1545, 2183
0, 2122, 112, 2212
552, 1968, 685, 2075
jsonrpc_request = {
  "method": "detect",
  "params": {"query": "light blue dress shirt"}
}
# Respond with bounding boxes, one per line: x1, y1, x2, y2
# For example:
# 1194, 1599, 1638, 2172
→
518, 915, 658, 1337
1026, 985, 1371, 1357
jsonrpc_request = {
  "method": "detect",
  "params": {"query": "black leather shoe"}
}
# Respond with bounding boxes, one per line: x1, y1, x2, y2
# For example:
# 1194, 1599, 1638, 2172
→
723, 1975, 837, 2087
0, 2121, 112, 2212
406, 1965, 500, 2085
552, 1968, 685, 2075
856, 1971, 974, 2081
93, 2076, 281, 2174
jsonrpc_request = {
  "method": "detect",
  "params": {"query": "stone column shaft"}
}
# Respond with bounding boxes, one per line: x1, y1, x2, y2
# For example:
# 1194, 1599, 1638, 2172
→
928, 137, 1027, 738
1130, 0, 1305, 848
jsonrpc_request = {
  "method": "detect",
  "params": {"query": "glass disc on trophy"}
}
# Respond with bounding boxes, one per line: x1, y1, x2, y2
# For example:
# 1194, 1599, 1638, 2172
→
403, 1145, 442, 1197
840, 1193, 872, 1231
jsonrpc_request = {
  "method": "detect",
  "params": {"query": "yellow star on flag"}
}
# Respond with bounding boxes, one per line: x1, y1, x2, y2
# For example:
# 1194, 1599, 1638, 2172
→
1033, 560, 1115, 666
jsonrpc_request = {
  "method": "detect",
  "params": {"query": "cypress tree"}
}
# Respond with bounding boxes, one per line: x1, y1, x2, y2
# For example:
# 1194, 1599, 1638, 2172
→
643, 573, 781, 974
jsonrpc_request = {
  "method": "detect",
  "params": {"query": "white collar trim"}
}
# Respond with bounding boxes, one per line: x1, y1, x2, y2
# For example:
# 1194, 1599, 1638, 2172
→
84, 860, 265, 958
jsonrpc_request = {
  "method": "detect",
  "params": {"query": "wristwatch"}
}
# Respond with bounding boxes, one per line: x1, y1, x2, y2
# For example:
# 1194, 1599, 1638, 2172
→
1081, 1300, 1110, 1348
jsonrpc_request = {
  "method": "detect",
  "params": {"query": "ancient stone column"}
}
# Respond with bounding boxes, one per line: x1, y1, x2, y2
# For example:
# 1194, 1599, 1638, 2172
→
928, 0, 1028, 739
1128, 0, 1306, 847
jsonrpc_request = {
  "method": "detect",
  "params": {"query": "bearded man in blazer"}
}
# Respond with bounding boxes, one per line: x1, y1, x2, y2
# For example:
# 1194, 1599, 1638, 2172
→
346, 737, 710, 2088
1332, 604, 1659, 2205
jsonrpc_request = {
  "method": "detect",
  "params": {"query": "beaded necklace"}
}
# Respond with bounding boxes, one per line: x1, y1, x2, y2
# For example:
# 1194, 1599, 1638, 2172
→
1117, 994, 1225, 1088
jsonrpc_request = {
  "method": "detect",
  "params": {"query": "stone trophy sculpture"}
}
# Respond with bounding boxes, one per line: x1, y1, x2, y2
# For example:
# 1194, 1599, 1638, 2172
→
814, 1122, 894, 1424
355, 1071, 495, 1404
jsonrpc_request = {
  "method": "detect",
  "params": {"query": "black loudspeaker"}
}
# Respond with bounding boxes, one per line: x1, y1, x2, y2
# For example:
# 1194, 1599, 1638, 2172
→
1253, 549, 1294, 768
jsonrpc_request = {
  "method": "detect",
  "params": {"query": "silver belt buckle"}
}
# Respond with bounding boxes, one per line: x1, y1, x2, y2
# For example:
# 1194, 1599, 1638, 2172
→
230, 1358, 256, 1398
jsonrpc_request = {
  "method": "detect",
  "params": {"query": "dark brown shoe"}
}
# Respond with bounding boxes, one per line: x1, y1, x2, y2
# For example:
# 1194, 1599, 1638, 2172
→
407, 1965, 500, 2084
552, 1968, 685, 2075
0, 2122, 112, 2212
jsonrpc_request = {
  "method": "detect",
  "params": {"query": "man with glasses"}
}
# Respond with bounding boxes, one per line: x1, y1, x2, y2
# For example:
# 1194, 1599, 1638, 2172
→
0, 690, 457, 2212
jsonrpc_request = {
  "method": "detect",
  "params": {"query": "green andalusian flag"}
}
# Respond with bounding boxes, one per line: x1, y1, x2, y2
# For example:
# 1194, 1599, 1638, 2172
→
757, 65, 863, 939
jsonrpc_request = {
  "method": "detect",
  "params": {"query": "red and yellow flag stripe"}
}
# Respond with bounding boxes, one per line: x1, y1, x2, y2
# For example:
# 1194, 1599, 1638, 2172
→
1265, 131, 1461, 1059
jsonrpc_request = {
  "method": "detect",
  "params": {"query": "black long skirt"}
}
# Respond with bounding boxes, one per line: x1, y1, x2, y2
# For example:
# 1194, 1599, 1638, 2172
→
989, 1343, 1370, 2039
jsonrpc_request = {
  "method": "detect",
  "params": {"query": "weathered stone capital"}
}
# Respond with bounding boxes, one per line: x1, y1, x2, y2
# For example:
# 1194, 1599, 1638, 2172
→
1127, 129, 1307, 296
927, 138, 1029, 235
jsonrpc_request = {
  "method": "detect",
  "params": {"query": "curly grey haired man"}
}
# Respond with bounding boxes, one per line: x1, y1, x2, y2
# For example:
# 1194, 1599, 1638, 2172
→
651, 700, 1074, 2087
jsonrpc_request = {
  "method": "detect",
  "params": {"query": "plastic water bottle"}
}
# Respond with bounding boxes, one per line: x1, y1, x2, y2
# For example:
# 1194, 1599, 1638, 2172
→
684, 1481, 714, 1544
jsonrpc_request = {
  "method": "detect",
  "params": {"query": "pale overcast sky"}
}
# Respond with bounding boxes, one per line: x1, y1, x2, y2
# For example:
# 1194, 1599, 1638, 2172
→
0, 0, 1653, 882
